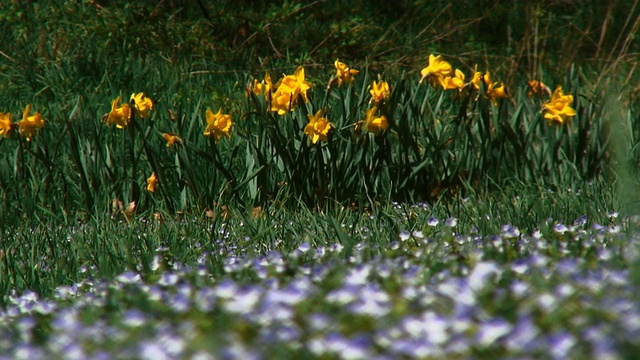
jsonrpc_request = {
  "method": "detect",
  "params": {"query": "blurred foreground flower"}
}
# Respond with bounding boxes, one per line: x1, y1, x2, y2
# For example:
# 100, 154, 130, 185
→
369, 80, 390, 104
130, 92, 154, 119
18, 104, 45, 141
162, 133, 182, 147
543, 86, 576, 125
105, 96, 132, 128
420, 54, 453, 88
334, 59, 359, 86
146, 172, 158, 193
304, 110, 333, 144
204, 109, 233, 142
0, 112, 14, 138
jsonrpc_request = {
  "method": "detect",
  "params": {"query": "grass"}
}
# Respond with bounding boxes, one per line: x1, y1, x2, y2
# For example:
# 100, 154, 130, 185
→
1, 0, 640, 358
0, 179, 616, 299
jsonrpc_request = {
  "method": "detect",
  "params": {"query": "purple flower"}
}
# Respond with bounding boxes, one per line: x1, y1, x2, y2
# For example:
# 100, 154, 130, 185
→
122, 309, 147, 328
476, 318, 512, 346
444, 217, 458, 227
573, 215, 587, 227
468, 261, 499, 292
505, 315, 541, 353
222, 286, 262, 315
500, 224, 521, 238
547, 331, 576, 359
553, 223, 569, 234
116, 271, 142, 284
158, 272, 179, 287
298, 242, 311, 253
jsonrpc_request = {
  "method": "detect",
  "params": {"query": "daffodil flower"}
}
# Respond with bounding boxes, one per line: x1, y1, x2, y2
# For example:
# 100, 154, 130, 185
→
270, 66, 312, 115
370, 80, 390, 104
362, 107, 388, 136
471, 71, 507, 104
443, 69, 466, 91
204, 109, 233, 142
106, 96, 132, 128
304, 110, 333, 144
270, 91, 294, 115
334, 59, 359, 86
278, 66, 312, 101
130, 92, 154, 119
0, 112, 14, 138
527, 80, 551, 97
292, 66, 312, 103
18, 104, 45, 141
252, 72, 273, 97
162, 133, 182, 147
146, 172, 158, 193
543, 86, 576, 125
420, 54, 453, 88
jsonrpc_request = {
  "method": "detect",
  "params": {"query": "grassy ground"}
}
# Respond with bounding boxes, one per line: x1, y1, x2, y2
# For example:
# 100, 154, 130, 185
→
1, 1, 640, 358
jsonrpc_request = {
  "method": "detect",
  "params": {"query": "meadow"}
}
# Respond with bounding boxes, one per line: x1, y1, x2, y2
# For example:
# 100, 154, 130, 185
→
1, 0, 640, 358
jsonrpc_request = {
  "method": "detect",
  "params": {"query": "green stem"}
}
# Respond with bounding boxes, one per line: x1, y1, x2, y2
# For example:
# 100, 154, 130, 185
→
127, 104, 139, 205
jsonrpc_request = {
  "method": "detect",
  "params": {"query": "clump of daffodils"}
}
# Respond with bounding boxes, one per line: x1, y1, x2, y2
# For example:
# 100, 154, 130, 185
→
420, 54, 453, 89
419, 54, 508, 103
105, 92, 154, 128
253, 66, 312, 115
0, 105, 46, 141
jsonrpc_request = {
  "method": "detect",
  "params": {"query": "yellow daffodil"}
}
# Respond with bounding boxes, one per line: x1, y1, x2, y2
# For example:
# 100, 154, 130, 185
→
292, 66, 312, 103
252, 72, 273, 97
252, 79, 263, 96
270, 90, 294, 115
304, 110, 333, 144
0, 112, 14, 138
146, 172, 158, 193
420, 54, 453, 88
488, 83, 507, 101
334, 59, 359, 86
527, 80, 551, 97
471, 70, 483, 90
369, 80, 390, 104
270, 67, 312, 115
204, 109, 233, 141
471, 71, 507, 104
484, 73, 507, 100
442, 69, 466, 91
106, 96, 132, 128
130, 92, 154, 119
162, 133, 182, 147
362, 107, 388, 136
18, 104, 45, 141
543, 86, 576, 125
277, 66, 312, 102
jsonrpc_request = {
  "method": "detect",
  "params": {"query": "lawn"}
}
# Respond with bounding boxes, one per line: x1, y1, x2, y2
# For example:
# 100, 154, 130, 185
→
1, 1, 640, 358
